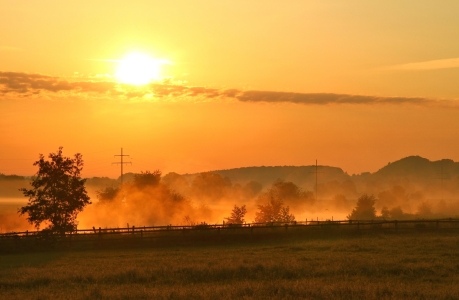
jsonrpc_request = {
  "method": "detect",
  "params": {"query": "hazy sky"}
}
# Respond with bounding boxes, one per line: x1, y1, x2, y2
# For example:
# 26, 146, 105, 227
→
1, 1, 459, 177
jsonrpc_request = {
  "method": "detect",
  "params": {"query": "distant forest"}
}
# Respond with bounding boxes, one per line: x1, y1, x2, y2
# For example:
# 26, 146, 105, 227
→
2, 155, 459, 203
2, 155, 459, 229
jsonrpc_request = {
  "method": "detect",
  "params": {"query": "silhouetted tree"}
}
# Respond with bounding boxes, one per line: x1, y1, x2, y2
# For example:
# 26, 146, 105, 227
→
258, 180, 313, 211
225, 205, 247, 224
96, 186, 119, 203
271, 180, 302, 200
133, 170, 162, 189
170, 190, 186, 202
388, 206, 406, 220
347, 194, 377, 220
19, 147, 91, 235
380, 206, 390, 219
255, 196, 295, 223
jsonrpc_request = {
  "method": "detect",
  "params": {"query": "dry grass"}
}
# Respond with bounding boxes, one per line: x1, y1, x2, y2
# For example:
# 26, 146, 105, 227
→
1, 231, 459, 299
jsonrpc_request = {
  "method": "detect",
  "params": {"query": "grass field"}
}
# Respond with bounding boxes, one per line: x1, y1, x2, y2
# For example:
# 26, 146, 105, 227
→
1, 231, 459, 299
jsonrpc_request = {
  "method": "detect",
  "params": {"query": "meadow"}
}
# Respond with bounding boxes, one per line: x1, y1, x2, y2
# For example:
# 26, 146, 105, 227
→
1, 230, 459, 299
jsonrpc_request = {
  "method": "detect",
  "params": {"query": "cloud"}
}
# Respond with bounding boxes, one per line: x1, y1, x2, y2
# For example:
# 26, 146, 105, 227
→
235, 91, 444, 106
0, 71, 457, 107
0, 72, 228, 101
0, 72, 117, 96
382, 57, 459, 71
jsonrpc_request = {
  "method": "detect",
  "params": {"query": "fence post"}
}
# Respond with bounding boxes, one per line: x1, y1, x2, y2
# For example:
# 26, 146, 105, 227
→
132, 226, 135, 235
97, 227, 102, 242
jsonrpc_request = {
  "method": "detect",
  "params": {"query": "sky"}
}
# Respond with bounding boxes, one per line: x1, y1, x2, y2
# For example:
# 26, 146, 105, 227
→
1, 0, 459, 178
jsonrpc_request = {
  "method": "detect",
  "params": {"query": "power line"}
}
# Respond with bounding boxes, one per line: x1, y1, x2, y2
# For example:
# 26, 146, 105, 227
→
112, 148, 132, 186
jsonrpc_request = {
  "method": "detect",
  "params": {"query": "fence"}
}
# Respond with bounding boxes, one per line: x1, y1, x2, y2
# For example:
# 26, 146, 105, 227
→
2, 218, 459, 241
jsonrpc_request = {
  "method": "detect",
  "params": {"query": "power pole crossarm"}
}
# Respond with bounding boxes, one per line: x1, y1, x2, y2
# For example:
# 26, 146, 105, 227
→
112, 148, 132, 186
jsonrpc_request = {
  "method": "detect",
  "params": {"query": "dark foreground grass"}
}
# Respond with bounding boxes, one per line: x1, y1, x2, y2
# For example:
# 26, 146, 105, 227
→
1, 231, 459, 299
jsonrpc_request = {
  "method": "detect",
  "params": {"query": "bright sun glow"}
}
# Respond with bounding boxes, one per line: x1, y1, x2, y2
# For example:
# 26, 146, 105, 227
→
115, 53, 161, 85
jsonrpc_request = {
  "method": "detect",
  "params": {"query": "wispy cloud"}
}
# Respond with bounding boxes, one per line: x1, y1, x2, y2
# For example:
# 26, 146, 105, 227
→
235, 91, 441, 106
0, 72, 117, 96
0, 71, 457, 108
382, 57, 459, 71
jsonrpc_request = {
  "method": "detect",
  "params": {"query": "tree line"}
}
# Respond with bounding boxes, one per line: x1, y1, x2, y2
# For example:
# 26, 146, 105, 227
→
18, 148, 441, 235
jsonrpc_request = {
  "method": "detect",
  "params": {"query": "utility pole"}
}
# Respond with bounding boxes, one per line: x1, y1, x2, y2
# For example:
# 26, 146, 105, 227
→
112, 148, 132, 186
310, 159, 322, 202
315, 159, 318, 202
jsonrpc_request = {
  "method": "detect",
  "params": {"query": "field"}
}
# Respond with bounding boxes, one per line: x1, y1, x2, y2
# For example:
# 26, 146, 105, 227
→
1, 230, 459, 300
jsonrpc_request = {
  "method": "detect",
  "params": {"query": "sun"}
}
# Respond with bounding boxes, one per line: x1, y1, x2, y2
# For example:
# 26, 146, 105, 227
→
115, 53, 162, 85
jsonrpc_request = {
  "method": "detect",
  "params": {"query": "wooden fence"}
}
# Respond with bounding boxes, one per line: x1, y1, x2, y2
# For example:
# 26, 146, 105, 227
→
2, 218, 459, 241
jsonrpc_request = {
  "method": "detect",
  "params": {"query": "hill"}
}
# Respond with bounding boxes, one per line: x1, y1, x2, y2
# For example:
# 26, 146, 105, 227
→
182, 165, 349, 190
2, 156, 459, 201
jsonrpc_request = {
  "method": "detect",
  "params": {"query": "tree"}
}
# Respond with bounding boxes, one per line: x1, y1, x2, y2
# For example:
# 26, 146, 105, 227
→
190, 172, 230, 200
268, 180, 314, 209
255, 196, 295, 223
96, 186, 119, 204
347, 194, 377, 220
225, 205, 247, 224
381, 206, 413, 220
133, 170, 162, 189
417, 201, 433, 217
242, 181, 263, 199
19, 147, 91, 234
162, 172, 190, 195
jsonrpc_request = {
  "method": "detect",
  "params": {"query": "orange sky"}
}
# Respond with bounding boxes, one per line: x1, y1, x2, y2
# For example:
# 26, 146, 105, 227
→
1, 1, 459, 178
